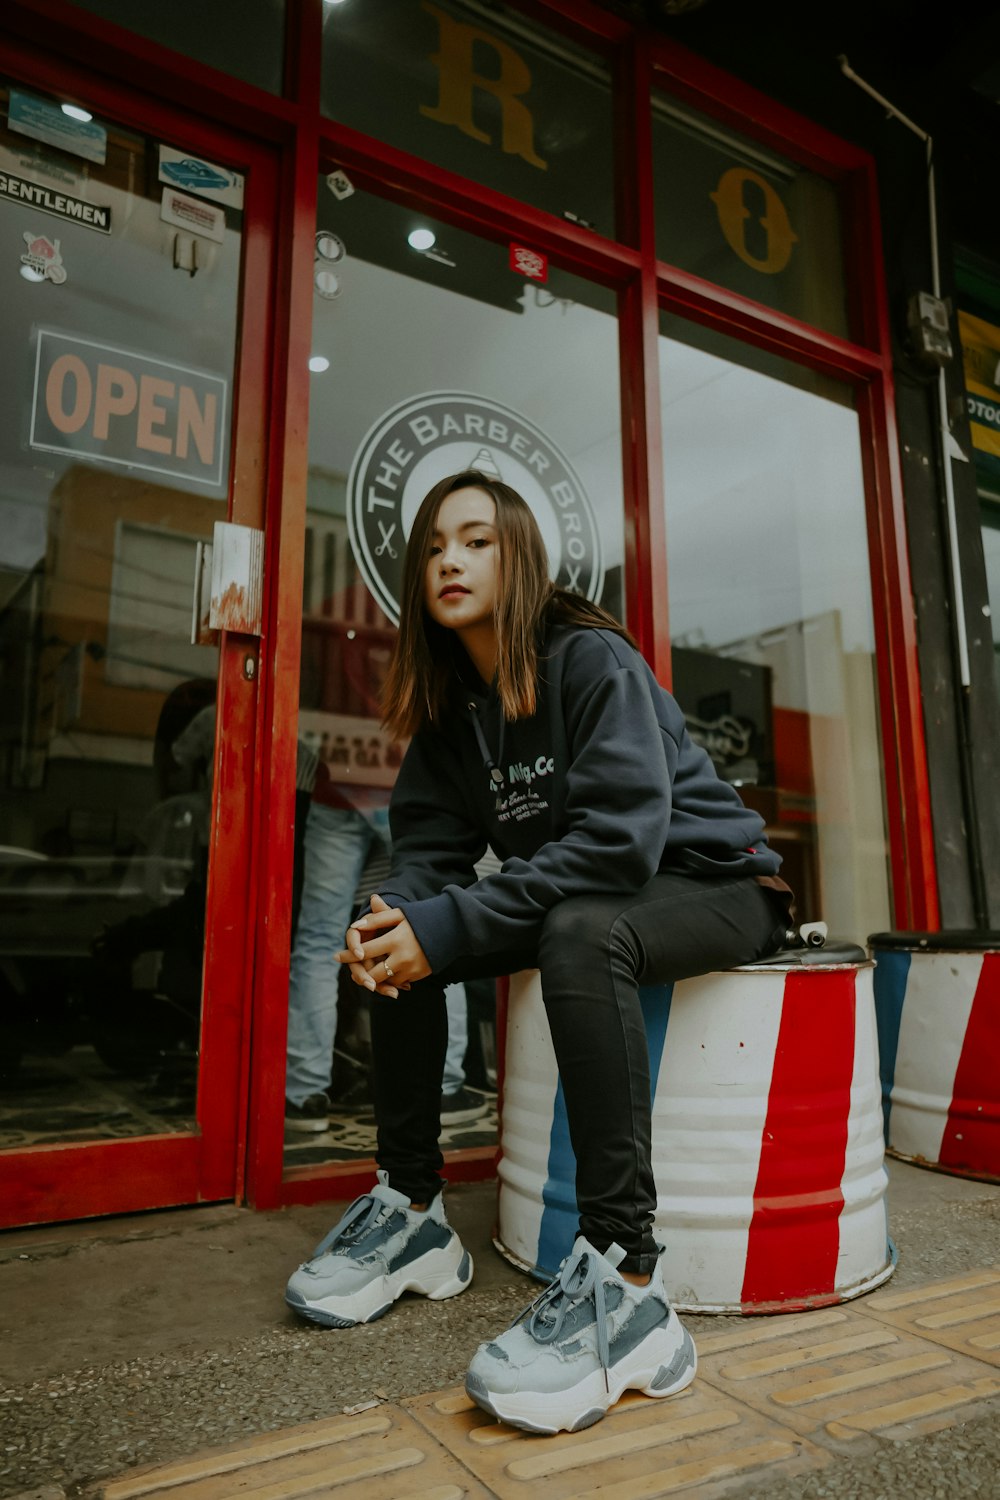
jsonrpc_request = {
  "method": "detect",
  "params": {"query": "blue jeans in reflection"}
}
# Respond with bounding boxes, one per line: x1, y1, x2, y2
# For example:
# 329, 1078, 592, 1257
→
285, 801, 467, 1106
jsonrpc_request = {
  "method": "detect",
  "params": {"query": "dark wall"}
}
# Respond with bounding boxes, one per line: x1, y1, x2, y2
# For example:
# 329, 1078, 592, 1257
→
637, 0, 1000, 924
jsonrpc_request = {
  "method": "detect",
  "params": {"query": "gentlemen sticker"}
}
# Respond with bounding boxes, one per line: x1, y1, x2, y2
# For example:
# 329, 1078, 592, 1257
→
0, 170, 110, 233
347, 392, 603, 624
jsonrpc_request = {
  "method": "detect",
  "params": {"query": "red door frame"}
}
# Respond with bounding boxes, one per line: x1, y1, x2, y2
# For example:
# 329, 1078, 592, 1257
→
248, 12, 940, 1213
0, 26, 283, 1226
1, 0, 940, 1224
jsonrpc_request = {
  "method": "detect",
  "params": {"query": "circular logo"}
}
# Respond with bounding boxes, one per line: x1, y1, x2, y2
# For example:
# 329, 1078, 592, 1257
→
347, 392, 604, 625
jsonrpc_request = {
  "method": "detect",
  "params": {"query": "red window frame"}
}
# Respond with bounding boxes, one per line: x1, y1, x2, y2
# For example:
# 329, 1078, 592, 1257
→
1, 0, 938, 1224
249, 6, 939, 1213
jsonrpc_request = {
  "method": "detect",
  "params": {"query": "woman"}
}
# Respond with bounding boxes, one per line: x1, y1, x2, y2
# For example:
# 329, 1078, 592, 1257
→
285, 469, 791, 1435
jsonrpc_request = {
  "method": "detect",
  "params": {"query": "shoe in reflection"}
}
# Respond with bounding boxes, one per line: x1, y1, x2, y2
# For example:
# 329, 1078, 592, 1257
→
440, 1086, 489, 1126
285, 1091, 331, 1132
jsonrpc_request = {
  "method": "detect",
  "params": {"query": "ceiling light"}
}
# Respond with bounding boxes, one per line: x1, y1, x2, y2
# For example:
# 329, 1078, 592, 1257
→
309, 355, 330, 373
61, 104, 93, 123
408, 228, 436, 252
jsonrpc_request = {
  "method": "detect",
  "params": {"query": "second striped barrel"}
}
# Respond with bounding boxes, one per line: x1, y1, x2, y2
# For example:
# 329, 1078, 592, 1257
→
871, 930, 1000, 1183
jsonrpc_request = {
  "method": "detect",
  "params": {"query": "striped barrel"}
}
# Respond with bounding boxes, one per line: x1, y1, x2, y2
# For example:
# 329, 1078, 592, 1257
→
496, 956, 893, 1314
871, 931, 1000, 1183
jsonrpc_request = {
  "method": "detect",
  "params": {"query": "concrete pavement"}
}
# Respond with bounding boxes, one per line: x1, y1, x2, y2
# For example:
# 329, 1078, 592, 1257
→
0, 1159, 997, 1498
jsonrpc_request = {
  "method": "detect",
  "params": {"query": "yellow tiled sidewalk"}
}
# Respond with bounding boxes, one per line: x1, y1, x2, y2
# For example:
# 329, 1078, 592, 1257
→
98, 1267, 1000, 1500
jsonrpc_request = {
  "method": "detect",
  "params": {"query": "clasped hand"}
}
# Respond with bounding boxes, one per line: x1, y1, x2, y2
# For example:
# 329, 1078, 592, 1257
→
335, 893, 431, 998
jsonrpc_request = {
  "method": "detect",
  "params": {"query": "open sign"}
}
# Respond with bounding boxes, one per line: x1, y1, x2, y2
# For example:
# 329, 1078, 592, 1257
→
30, 329, 228, 490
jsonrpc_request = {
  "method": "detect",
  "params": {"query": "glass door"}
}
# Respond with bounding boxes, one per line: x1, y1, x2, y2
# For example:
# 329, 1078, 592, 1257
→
657, 320, 892, 939
274, 177, 626, 1196
0, 67, 275, 1225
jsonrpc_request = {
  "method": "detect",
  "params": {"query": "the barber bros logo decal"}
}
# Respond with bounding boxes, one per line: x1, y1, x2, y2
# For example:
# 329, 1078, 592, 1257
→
347, 393, 603, 624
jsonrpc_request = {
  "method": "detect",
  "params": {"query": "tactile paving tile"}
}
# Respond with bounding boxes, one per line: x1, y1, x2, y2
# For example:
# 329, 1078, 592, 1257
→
97, 1272, 1000, 1500
695, 1302, 1000, 1444
404, 1383, 830, 1498
100, 1404, 494, 1500
860, 1266, 1000, 1367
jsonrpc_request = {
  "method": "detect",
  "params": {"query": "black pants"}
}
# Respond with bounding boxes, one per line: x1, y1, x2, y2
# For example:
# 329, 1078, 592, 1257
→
370, 872, 787, 1275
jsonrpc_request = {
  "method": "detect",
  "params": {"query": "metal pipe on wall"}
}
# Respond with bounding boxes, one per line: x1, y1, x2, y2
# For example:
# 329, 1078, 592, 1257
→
839, 56, 988, 926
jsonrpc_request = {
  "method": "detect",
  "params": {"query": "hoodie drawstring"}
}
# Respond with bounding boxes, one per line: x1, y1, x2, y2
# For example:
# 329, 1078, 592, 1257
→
469, 701, 506, 808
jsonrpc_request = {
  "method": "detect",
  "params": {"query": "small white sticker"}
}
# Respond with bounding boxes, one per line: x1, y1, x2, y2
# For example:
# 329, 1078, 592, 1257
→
327, 169, 354, 200
314, 268, 341, 299
160, 186, 225, 244
315, 231, 345, 263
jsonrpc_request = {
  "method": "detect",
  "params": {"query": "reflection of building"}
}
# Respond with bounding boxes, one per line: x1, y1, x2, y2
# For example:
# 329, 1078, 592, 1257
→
1, 465, 215, 857
298, 467, 401, 786
3, 0, 1000, 1230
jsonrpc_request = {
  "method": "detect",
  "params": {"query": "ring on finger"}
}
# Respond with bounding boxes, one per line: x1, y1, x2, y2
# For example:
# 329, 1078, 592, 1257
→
384, 963, 394, 979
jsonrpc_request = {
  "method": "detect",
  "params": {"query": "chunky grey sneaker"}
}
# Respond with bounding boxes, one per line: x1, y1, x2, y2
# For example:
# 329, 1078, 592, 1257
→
465, 1236, 696, 1434
285, 1171, 472, 1327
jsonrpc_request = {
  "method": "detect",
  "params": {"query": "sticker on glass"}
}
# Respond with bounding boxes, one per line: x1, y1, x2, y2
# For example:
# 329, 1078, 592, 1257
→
21, 232, 67, 284
9, 90, 107, 165
315, 231, 345, 263
0, 168, 110, 232
158, 147, 244, 209
326, 169, 354, 201
160, 186, 226, 244
314, 269, 341, 299
509, 243, 548, 282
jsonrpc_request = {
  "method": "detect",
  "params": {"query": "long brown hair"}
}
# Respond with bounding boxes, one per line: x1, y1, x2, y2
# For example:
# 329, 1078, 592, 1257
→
381, 470, 635, 738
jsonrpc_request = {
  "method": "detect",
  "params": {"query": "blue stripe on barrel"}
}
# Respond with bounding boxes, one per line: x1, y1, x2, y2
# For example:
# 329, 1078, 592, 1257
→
536, 984, 674, 1276
872, 948, 910, 1138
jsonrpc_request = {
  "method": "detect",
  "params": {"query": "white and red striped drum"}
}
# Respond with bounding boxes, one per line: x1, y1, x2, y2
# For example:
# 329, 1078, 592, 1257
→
495, 953, 893, 1314
871, 931, 1000, 1183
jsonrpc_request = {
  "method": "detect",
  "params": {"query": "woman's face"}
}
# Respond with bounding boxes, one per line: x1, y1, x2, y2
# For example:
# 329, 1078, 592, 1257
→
423, 486, 500, 634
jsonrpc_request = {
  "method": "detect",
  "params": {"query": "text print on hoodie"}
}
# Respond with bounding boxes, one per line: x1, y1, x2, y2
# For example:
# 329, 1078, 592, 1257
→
378, 625, 782, 973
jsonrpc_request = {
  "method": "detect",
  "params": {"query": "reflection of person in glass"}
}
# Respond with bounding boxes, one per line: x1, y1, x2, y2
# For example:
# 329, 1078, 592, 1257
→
286, 470, 792, 1435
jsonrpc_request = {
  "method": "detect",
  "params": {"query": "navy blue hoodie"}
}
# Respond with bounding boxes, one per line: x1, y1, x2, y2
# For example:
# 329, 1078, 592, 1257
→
380, 624, 781, 971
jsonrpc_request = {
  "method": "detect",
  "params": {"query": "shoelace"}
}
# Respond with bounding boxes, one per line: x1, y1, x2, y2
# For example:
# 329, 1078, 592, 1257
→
311, 1192, 388, 1258
513, 1247, 613, 1391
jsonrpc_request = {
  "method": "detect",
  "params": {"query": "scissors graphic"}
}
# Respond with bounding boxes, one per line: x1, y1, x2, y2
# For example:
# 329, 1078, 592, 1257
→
375, 521, 398, 559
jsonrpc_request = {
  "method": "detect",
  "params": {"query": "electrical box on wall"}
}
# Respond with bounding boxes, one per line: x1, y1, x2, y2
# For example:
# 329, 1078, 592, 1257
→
907, 291, 953, 368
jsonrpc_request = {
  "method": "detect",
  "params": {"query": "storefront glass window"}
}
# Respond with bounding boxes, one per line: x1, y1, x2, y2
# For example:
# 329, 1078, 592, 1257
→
65, 0, 286, 94
322, 0, 615, 238
956, 284, 1000, 696
980, 504, 1000, 697
283, 178, 623, 1168
0, 83, 241, 1145
659, 318, 891, 938
653, 93, 850, 339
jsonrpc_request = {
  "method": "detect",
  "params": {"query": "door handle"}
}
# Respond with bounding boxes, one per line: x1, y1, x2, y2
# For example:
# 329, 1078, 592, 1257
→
207, 521, 264, 635
191, 523, 264, 644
